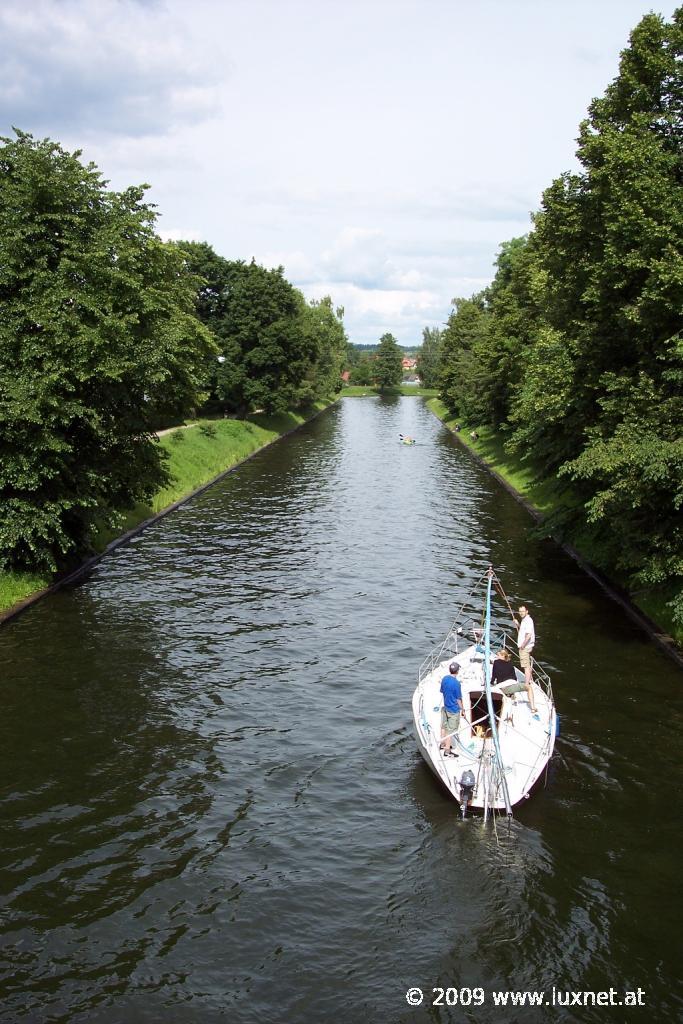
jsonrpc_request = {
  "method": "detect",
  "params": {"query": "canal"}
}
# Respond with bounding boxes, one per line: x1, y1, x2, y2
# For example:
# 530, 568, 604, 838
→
1, 397, 681, 1023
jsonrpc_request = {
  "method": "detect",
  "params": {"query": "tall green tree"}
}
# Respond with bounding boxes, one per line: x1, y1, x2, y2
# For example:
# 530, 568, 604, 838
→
416, 326, 443, 388
480, 236, 541, 426
439, 295, 490, 421
0, 131, 215, 571
218, 261, 314, 414
374, 332, 403, 389
178, 245, 350, 409
344, 341, 362, 368
438, 9, 683, 622
175, 246, 321, 415
436, 237, 542, 429
173, 240, 237, 400
349, 355, 373, 385
513, 9, 683, 617
512, 10, 683, 469
297, 295, 347, 404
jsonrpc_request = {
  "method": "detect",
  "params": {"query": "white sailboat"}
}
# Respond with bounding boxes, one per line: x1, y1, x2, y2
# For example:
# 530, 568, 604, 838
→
412, 568, 557, 818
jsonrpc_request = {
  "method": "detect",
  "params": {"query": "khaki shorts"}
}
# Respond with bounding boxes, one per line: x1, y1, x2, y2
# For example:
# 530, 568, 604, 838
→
441, 708, 461, 734
501, 681, 527, 695
519, 649, 533, 670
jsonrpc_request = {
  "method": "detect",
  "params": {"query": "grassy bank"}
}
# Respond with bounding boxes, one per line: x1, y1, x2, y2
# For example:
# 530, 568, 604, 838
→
342, 385, 438, 397
0, 401, 333, 616
428, 398, 683, 646
427, 400, 576, 515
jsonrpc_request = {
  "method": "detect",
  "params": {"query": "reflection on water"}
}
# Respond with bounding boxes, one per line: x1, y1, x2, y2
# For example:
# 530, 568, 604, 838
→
0, 398, 681, 1023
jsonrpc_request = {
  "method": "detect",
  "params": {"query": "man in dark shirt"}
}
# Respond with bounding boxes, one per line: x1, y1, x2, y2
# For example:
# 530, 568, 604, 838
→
440, 661, 463, 757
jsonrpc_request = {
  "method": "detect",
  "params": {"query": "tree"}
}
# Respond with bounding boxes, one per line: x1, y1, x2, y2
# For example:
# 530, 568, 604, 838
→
374, 332, 403, 389
173, 240, 238, 401
0, 131, 215, 571
174, 247, 318, 415
518, 9, 683, 615
297, 295, 347, 404
511, 11, 683, 464
416, 327, 443, 388
437, 238, 542, 429
176, 246, 349, 409
480, 236, 541, 426
344, 341, 362, 368
220, 261, 315, 413
349, 356, 373, 385
559, 366, 683, 621
435, 9, 683, 622
439, 295, 490, 420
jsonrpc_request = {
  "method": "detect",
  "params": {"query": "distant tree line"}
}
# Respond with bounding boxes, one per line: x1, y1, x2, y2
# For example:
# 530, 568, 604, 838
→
0, 132, 347, 573
345, 333, 405, 387
417, 9, 683, 623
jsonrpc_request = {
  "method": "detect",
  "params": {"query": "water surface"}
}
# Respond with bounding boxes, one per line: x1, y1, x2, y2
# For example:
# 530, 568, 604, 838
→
1, 397, 681, 1023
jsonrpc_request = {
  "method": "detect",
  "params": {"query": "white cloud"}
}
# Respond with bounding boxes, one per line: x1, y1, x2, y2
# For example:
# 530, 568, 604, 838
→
0, 0, 223, 137
1, 0, 678, 345
304, 281, 443, 346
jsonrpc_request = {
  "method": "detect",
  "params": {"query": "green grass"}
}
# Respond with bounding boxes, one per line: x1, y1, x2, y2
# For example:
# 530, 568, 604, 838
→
427, 399, 576, 515
94, 402, 333, 548
342, 385, 438, 397
0, 570, 52, 612
90, 417, 280, 549
635, 587, 683, 643
428, 398, 683, 646
0, 399, 335, 615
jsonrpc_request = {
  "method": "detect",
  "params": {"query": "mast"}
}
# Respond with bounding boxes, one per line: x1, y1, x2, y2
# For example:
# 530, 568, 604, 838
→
484, 567, 513, 818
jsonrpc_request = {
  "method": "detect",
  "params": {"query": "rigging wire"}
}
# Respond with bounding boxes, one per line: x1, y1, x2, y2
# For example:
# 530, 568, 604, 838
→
483, 567, 513, 818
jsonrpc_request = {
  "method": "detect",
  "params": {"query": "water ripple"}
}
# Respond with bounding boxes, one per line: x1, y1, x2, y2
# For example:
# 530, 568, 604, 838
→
0, 398, 681, 1023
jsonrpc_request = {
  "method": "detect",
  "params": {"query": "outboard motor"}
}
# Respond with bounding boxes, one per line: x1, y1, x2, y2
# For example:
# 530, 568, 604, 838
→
459, 770, 476, 819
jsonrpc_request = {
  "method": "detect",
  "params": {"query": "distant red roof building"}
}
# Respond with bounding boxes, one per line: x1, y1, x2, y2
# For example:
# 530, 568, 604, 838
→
341, 370, 351, 382
402, 357, 417, 369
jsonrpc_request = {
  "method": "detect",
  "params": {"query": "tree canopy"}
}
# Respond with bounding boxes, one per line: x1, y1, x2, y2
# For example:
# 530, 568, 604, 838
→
297, 295, 348, 405
175, 243, 347, 414
435, 8, 683, 623
0, 131, 215, 570
0, 134, 349, 578
416, 327, 443, 388
374, 332, 403, 389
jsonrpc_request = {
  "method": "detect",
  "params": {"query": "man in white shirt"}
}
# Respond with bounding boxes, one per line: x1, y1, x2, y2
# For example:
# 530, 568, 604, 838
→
515, 604, 538, 716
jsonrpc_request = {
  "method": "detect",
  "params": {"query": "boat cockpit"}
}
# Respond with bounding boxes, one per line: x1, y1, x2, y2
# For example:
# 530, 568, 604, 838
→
467, 690, 503, 739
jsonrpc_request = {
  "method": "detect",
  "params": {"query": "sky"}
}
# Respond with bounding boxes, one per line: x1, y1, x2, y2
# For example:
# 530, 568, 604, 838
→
1, 0, 679, 345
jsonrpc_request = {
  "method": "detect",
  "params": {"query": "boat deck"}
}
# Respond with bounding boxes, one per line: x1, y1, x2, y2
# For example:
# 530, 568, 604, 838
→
413, 643, 556, 810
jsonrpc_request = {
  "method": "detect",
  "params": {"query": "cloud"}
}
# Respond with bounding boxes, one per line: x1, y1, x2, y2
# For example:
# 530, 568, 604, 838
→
246, 184, 536, 227
0, 0, 223, 138
2, 0, 663, 349
319, 227, 425, 291
260, 221, 504, 344
260, 223, 497, 344
303, 281, 443, 346
266, 225, 454, 295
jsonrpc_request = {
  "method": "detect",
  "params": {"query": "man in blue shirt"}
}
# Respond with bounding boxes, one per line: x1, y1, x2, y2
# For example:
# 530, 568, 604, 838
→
440, 661, 463, 758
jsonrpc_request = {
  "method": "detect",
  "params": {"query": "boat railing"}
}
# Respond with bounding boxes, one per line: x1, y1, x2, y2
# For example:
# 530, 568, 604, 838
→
418, 621, 553, 702
530, 658, 553, 702
418, 614, 484, 680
